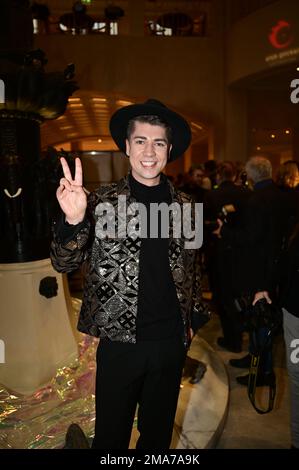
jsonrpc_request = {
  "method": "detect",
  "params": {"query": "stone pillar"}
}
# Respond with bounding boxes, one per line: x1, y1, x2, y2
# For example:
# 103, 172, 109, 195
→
208, 128, 215, 161
225, 88, 248, 162
128, 0, 146, 36
292, 127, 299, 161
0, 0, 33, 56
71, 140, 83, 151
0, 0, 78, 395
184, 146, 192, 172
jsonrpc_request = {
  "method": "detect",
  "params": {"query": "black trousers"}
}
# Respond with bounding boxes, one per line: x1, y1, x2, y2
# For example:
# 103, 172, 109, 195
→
217, 295, 243, 350
92, 336, 186, 449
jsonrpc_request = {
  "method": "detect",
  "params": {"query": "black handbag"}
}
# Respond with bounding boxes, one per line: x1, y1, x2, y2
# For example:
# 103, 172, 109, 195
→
235, 296, 282, 334
234, 297, 282, 414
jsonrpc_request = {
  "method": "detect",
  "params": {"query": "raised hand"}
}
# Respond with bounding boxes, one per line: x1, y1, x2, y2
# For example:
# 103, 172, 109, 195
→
56, 157, 87, 224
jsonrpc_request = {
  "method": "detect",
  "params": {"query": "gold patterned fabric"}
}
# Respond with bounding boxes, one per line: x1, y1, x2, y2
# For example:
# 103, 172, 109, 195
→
50, 175, 202, 349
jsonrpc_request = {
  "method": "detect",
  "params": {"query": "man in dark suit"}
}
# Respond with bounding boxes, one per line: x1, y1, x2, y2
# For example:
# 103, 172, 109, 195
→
204, 162, 250, 353
215, 156, 290, 385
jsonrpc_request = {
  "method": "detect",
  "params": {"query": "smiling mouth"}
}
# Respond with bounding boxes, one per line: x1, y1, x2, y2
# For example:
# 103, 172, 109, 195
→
140, 161, 157, 168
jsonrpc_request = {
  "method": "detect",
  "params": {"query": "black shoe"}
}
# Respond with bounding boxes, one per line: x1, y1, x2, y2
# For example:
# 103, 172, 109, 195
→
217, 337, 242, 353
63, 423, 90, 449
236, 371, 275, 387
229, 354, 251, 369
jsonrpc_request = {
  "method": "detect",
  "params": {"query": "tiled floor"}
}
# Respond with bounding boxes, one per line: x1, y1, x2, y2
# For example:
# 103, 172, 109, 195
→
200, 308, 291, 449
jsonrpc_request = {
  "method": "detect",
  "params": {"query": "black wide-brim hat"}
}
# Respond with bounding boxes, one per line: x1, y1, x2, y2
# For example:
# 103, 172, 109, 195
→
109, 99, 191, 162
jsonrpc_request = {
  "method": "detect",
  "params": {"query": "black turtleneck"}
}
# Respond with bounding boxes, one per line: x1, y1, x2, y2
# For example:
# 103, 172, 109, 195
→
128, 172, 182, 341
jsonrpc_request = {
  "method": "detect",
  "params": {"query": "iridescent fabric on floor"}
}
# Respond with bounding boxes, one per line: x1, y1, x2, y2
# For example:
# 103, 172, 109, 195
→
0, 299, 97, 449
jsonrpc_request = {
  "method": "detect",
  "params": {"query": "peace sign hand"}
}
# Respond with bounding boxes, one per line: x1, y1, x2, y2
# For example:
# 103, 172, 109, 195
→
56, 157, 87, 225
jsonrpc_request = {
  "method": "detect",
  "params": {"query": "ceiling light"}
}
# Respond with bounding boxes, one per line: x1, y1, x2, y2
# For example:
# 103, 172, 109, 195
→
270, 134, 275, 139
92, 98, 107, 102
117, 100, 133, 106
98, 138, 102, 143
191, 122, 203, 130
69, 103, 83, 108
68, 98, 81, 102
285, 129, 290, 134
256, 146, 261, 150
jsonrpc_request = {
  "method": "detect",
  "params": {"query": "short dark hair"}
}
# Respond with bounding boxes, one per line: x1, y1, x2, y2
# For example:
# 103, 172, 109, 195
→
126, 115, 172, 144
217, 162, 236, 182
189, 164, 205, 176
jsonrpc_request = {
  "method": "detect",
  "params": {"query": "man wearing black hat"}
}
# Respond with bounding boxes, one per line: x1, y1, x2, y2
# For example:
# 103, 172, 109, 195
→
50, 99, 203, 449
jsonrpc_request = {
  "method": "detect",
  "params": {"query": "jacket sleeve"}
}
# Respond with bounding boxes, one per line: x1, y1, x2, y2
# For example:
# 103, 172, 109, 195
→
50, 191, 97, 273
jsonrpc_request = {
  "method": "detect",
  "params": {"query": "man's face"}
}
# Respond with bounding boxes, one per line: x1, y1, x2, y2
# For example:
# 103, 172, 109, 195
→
126, 121, 171, 186
192, 169, 204, 185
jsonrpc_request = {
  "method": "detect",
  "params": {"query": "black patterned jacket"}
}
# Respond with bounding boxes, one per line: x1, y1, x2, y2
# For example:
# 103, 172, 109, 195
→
50, 174, 202, 349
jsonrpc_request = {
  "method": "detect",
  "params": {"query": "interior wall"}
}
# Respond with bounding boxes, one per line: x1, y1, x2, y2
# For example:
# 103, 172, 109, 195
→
34, 0, 299, 169
226, 0, 299, 84
246, 88, 295, 174
34, 33, 225, 160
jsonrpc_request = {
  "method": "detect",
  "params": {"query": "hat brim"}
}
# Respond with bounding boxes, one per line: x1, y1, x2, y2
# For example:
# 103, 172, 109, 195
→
109, 103, 191, 162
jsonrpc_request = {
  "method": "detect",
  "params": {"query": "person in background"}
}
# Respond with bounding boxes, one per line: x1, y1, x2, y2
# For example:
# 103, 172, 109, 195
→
181, 164, 207, 202
279, 221, 299, 449
214, 157, 290, 385
204, 161, 250, 353
276, 160, 299, 243
204, 160, 218, 190
276, 160, 299, 191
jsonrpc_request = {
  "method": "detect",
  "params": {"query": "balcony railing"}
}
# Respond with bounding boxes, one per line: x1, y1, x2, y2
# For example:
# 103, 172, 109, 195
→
31, 0, 210, 37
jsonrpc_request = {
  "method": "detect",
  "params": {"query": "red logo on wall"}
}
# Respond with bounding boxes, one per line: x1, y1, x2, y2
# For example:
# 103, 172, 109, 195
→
268, 20, 293, 50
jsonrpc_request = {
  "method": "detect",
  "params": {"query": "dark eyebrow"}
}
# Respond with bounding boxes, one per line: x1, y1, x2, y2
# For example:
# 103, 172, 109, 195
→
132, 136, 167, 143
